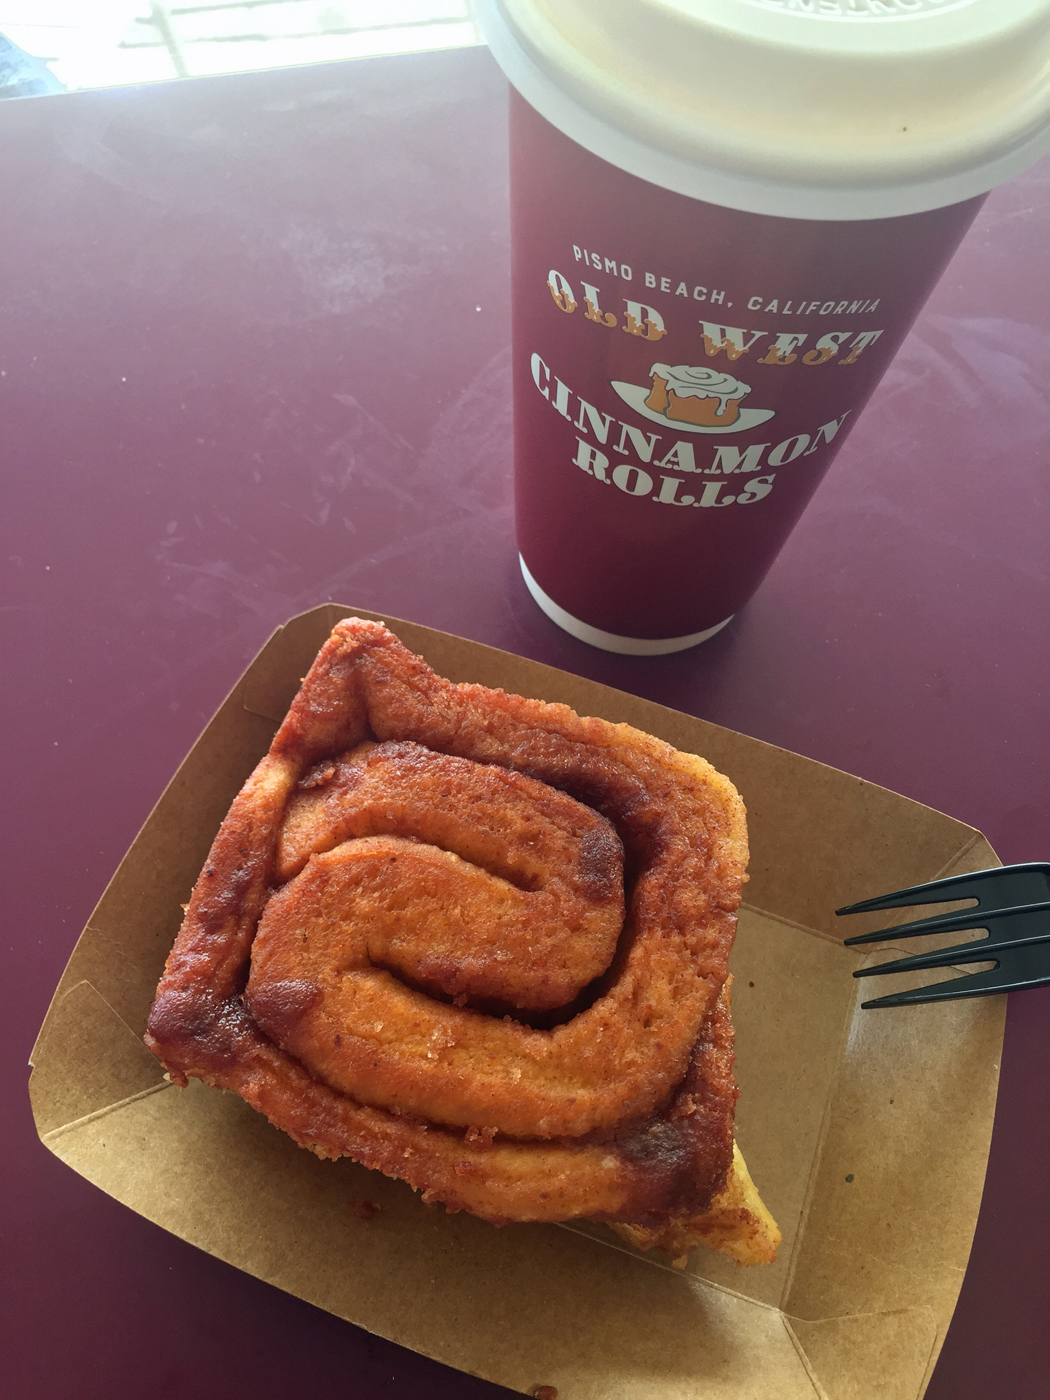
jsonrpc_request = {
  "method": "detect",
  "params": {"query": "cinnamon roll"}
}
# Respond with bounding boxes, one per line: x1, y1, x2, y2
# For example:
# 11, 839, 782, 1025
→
145, 618, 780, 1265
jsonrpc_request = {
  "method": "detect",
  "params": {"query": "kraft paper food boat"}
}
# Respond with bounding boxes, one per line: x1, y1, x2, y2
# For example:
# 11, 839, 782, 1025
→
30, 605, 1004, 1400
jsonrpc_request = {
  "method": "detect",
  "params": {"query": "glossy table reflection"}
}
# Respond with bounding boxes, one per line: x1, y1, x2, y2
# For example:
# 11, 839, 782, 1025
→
2, 45, 1048, 1400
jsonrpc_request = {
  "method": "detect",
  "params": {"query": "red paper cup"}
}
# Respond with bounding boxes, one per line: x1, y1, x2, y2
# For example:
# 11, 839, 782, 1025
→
481, 0, 1050, 653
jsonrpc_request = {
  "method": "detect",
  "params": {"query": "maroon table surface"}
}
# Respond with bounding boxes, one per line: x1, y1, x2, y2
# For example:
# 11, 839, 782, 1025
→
2, 45, 1048, 1400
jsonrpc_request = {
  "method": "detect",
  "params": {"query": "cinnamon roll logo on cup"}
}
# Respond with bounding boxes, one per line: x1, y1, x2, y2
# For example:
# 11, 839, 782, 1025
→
643, 365, 754, 428
478, 0, 1050, 653
646, 361, 750, 425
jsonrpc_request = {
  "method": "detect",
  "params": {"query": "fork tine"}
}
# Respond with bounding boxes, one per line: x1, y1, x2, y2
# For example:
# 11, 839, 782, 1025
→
860, 961, 1050, 1009
859, 965, 1014, 1009
853, 935, 1003, 979
858, 928, 1050, 1007
835, 863, 1050, 918
852, 906, 1050, 976
843, 899, 1050, 947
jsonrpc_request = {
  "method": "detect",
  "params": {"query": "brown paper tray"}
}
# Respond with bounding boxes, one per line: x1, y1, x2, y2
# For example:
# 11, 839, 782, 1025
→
30, 605, 1004, 1400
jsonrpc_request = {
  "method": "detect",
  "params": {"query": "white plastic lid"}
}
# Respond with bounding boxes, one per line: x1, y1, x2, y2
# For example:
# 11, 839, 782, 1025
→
478, 0, 1050, 218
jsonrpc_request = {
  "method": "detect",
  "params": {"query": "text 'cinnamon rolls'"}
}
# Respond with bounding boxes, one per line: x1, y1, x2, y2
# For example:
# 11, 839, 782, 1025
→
145, 619, 780, 1265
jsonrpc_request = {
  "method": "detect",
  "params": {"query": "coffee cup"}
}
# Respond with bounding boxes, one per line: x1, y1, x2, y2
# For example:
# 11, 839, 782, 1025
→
478, 0, 1050, 653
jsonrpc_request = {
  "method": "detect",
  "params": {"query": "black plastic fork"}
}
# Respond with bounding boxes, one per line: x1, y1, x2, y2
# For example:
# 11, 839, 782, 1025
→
837, 863, 1050, 1009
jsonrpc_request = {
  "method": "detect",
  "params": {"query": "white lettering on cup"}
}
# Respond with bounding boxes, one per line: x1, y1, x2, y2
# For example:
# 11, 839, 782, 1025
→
612, 462, 654, 495
699, 323, 767, 359
737, 474, 775, 503
623, 301, 668, 340
614, 422, 663, 460
654, 476, 696, 506
696, 480, 735, 507
803, 411, 852, 453
656, 441, 698, 473
839, 330, 884, 364
767, 434, 811, 465
803, 331, 853, 365
581, 282, 618, 327
707, 443, 770, 475
574, 439, 610, 482
530, 353, 550, 398
758, 333, 808, 365
547, 269, 577, 313
575, 398, 615, 442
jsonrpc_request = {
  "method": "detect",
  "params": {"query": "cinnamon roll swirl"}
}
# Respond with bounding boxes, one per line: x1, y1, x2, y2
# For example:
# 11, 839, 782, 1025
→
145, 619, 780, 1265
